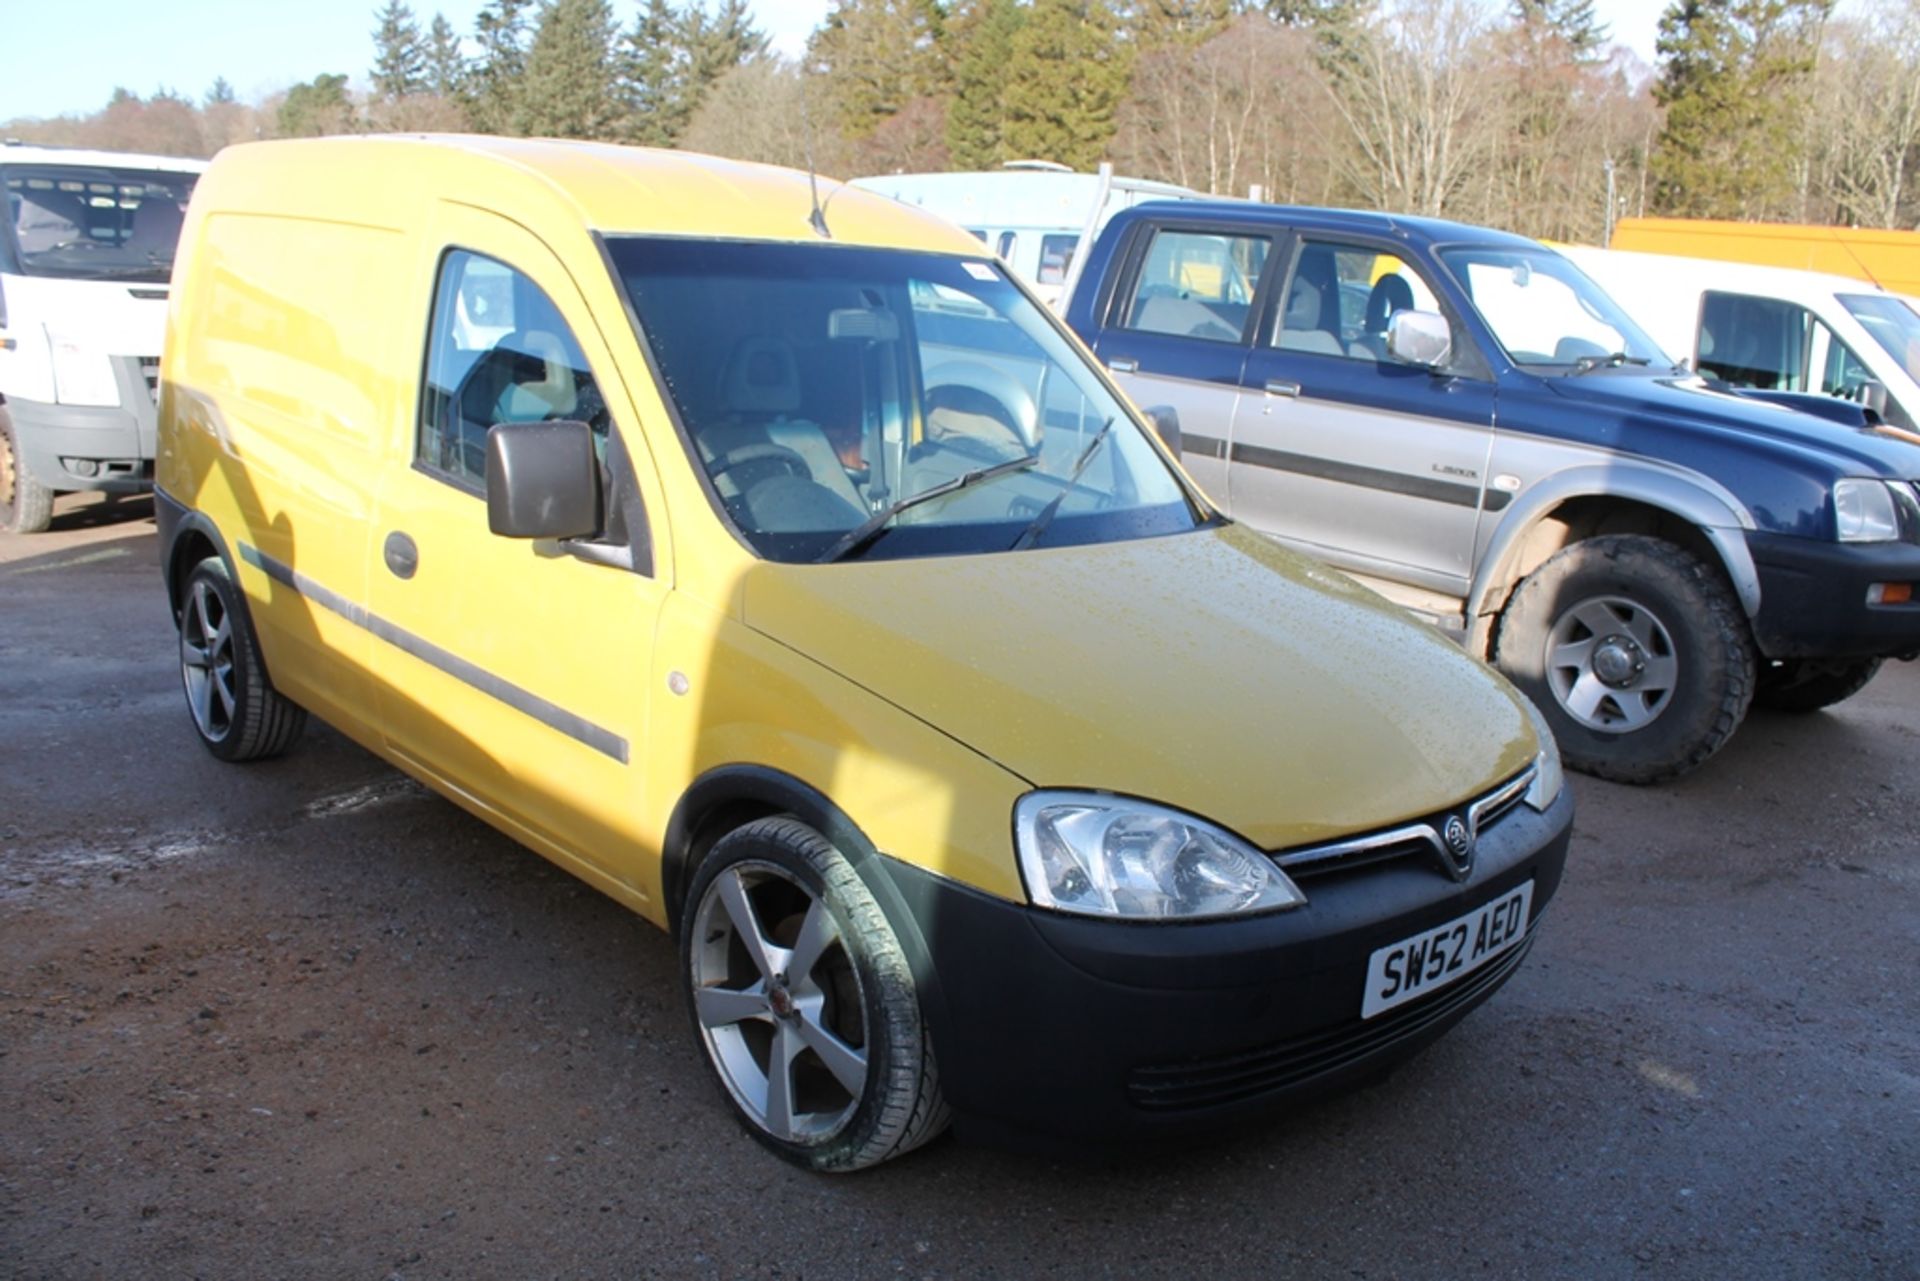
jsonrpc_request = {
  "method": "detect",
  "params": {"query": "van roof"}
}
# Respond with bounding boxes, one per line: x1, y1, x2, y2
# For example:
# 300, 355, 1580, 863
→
209, 134, 982, 255
0, 142, 209, 173
1559, 244, 1899, 303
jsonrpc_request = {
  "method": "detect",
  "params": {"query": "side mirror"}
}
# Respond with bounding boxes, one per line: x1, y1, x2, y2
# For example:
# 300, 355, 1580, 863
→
486, 420, 602, 540
1859, 379, 1889, 418
1387, 309, 1452, 368
1144, 404, 1182, 455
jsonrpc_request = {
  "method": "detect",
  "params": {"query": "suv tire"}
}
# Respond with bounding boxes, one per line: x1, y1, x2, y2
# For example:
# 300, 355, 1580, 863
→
1755, 657, 1883, 714
1494, 535, 1754, 784
1, 409, 56, 535
681, 817, 949, 1171
176, 556, 308, 761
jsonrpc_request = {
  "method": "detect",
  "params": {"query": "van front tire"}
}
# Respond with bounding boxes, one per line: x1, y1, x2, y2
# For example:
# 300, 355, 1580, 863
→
682, 817, 949, 1172
1, 410, 56, 535
177, 556, 307, 761
1494, 535, 1754, 784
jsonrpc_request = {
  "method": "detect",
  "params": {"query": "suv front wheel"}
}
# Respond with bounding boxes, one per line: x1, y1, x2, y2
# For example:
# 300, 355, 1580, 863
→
1493, 534, 1755, 784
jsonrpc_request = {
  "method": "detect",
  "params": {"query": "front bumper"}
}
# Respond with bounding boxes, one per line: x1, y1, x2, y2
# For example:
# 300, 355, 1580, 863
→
4, 357, 159, 494
872, 786, 1573, 1146
1748, 530, 1920, 659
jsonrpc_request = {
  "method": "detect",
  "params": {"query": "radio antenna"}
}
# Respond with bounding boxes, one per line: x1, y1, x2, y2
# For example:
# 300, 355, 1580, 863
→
801, 95, 832, 240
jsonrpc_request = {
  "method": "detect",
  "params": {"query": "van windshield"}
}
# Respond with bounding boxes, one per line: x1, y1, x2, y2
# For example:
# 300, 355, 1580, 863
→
2, 165, 199, 283
1840, 293, 1920, 384
606, 237, 1202, 563
1440, 245, 1671, 371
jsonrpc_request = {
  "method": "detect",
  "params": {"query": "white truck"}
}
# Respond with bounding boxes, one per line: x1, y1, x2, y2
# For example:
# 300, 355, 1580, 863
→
849, 161, 1202, 309
1, 144, 206, 533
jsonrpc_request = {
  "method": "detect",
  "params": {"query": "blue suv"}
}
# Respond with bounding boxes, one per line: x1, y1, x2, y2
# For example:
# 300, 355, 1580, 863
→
1065, 202, 1920, 782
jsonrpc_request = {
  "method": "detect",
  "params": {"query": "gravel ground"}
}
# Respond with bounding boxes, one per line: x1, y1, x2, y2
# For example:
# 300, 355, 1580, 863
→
3, 495, 1916, 1280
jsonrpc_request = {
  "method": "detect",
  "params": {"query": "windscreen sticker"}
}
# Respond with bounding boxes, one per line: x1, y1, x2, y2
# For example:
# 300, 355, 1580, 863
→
962, 261, 997, 281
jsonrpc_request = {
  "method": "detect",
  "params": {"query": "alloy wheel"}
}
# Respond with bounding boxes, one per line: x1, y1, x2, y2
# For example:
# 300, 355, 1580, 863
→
1543, 594, 1678, 732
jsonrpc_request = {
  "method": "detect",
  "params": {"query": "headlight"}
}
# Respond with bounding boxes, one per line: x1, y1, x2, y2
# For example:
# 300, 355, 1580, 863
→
1013, 792, 1306, 920
1519, 696, 1565, 812
49, 332, 122, 407
1834, 479, 1899, 543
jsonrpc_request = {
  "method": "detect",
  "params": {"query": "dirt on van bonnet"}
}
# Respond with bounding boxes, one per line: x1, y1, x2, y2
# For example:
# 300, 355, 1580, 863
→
4, 497, 1918, 1280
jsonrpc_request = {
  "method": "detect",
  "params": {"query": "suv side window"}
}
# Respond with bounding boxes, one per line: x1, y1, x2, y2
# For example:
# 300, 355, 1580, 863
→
1121, 228, 1269, 342
1273, 240, 1441, 362
1698, 292, 1811, 391
418, 248, 609, 485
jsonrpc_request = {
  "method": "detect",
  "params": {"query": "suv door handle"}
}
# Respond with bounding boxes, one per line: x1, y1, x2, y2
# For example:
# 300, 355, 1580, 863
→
1264, 379, 1302, 398
1106, 358, 1139, 374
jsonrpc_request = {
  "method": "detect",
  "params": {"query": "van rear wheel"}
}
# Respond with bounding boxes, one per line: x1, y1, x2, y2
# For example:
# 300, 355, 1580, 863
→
681, 817, 948, 1171
1, 410, 55, 535
1494, 535, 1754, 784
177, 556, 307, 761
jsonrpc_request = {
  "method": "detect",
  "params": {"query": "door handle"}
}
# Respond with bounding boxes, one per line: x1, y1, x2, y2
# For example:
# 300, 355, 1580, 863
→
1106, 357, 1139, 374
384, 531, 419, 580
1264, 379, 1302, 398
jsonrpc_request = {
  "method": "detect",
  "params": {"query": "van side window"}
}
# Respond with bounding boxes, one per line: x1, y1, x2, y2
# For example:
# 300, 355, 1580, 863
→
1272, 241, 1440, 362
996, 231, 1017, 260
1818, 325, 1873, 401
1122, 228, 1268, 342
1036, 234, 1079, 286
418, 249, 609, 485
1698, 292, 1811, 391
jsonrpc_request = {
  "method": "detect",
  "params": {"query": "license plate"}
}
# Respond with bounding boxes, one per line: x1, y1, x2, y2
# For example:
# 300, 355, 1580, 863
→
1361, 881, 1534, 1020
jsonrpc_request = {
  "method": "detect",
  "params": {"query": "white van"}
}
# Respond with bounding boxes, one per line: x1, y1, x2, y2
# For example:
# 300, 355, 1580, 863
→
849, 162, 1201, 308
0, 144, 206, 532
1559, 245, 1920, 432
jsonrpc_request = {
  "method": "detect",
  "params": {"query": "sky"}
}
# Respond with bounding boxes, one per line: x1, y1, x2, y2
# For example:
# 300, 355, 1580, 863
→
0, 0, 1681, 124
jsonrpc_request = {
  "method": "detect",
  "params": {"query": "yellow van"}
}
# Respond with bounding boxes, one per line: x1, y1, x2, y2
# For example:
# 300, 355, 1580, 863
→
156, 136, 1572, 1170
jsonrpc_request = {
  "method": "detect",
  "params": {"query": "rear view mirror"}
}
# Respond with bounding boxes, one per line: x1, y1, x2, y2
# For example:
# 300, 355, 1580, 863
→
486, 420, 602, 540
829, 307, 900, 342
1144, 404, 1182, 455
1388, 310, 1452, 368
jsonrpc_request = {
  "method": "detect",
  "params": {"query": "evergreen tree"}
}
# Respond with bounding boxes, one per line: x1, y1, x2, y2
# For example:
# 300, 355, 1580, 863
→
1126, 0, 1235, 47
278, 74, 356, 137
810, 0, 949, 142
204, 77, 237, 108
1002, 0, 1133, 169
468, 0, 537, 132
946, 0, 1025, 168
372, 1, 429, 98
617, 0, 767, 148
1651, 0, 1832, 218
1512, 0, 1609, 60
514, 0, 621, 139
427, 13, 466, 96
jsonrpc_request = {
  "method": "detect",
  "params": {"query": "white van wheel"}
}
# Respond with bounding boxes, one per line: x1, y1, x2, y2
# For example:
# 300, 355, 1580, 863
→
1, 410, 55, 535
682, 817, 948, 1171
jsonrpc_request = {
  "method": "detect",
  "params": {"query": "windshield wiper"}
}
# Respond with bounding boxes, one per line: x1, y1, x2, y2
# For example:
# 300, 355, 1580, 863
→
816, 452, 1040, 564
1009, 416, 1113, 552
1571, 351, 1651, 374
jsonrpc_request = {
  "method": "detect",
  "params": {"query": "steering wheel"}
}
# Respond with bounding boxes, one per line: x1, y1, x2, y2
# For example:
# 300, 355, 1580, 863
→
924, 383, 1027, 457
709, 443, 811, 486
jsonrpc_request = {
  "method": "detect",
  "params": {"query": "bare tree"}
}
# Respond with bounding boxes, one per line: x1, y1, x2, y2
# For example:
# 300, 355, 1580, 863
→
1320, 0, 1512, 218
1805, 0, 1920, 228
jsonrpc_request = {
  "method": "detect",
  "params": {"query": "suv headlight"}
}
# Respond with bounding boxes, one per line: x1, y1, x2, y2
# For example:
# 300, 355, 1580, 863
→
1013, 792, 1306, 920
1834, 479, 1900, 543
1519, 696, 1565, 812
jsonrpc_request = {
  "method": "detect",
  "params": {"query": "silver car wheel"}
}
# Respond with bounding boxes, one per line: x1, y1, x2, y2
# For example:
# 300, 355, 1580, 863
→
689, 859, 869, 1143
180, 577, 238, 743
1543, 593, 1679, 732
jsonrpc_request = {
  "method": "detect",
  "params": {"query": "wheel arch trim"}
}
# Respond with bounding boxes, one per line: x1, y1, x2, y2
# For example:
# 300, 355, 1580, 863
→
1469, 464, 1761, 641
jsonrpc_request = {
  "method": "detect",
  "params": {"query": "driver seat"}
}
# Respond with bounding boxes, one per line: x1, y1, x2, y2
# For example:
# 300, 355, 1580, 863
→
708, 336, 863, 509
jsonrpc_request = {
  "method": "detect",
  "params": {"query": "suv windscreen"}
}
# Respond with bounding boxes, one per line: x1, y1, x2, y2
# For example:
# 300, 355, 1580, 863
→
607, 237, 1200, 563
2, 165, 198, 282
1440, 245, 1670, 371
